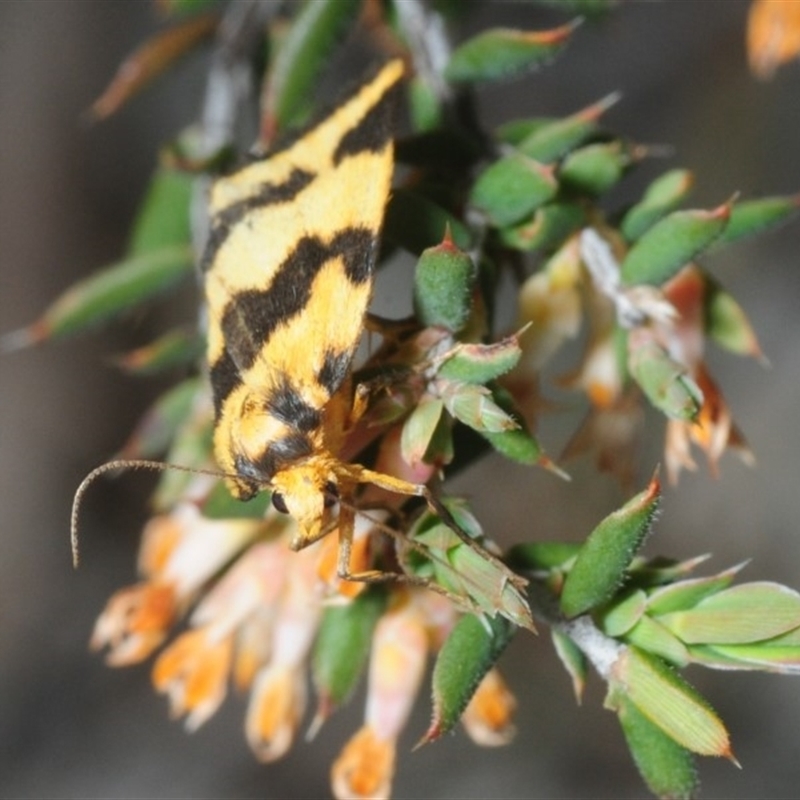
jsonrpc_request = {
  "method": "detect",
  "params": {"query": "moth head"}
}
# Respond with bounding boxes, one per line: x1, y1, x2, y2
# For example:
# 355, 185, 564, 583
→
269, 459, 339, 550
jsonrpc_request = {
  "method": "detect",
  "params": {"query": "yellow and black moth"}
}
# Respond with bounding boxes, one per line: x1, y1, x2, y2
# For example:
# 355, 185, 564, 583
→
201, 58, 438, 578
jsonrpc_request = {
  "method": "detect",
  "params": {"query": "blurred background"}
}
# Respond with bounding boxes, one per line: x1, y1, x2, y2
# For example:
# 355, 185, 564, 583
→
1, 2, 799, 797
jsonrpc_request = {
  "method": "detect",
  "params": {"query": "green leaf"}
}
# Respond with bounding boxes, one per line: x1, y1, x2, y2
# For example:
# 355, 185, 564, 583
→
445, 22, 577, 83
611, 647, 734, 760
703, 275, 763, 359
558, 140, 635, 195
620, 200, 732, 286
646, 563, 743, 616
598, 589, 647, 637
112, 327, 203, 375
470, 153, 558, 227
506, 541, 581, 571
658, 583, 800, 645
628, 333, 702, 421
498, 202, 585, 252
2, 245, 194, 349
551, 629, 588, 703
560, 474, 660, 618
437, 335, 522, 384
716, 193, 800, 247
413, 235, 476, 332
442, 383, 519, 434
517, 92, 620, 163
265, 0, 363, 130
312, 588, 388, 711
476, 385, 550, 468
617, 695, 698, 800
624, 615, 690, 667
423, 612, 515, 743
127, 169, 194, 256
400, 396, 445, 466
620, 168, 694, 242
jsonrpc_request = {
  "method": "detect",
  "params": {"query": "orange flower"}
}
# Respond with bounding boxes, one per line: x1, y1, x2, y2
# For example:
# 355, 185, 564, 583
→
152, 625, 233, 731
461, 668, 518, 747
748, 0, 800, 78
331, 590, 452, 800
90, 581, 176, 665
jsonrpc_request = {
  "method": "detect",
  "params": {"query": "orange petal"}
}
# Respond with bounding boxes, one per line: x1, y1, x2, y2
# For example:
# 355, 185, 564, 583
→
461, 668, 518, 747
245, 665, 305, 762
152, 627, 232, 731
331, 725, 395, 800
91, 582, 176, 665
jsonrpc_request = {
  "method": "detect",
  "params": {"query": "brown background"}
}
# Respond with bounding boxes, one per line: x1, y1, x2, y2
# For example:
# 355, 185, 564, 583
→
2, 2, 800, 798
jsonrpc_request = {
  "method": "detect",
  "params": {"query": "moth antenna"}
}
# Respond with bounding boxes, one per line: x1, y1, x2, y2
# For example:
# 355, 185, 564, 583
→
70, 458, 238, 569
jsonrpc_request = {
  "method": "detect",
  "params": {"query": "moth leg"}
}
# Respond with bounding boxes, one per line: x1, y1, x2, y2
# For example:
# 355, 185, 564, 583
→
334, 498, 404, 584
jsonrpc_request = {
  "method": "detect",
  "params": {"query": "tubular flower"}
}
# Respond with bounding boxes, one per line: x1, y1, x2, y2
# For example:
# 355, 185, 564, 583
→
461, 668, 518, 747
659, 267, 755, 483
331, 590, 457, 800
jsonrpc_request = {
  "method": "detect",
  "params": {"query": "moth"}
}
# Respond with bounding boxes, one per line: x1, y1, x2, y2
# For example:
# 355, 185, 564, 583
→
200, 58, 451, 580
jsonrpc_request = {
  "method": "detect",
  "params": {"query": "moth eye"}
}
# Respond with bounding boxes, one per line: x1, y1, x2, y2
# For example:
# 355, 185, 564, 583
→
323, 481, 338, 509
271, 491, 289, 514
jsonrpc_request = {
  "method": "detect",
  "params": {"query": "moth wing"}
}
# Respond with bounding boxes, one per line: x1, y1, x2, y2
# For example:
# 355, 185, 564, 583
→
204, 60, 404, 417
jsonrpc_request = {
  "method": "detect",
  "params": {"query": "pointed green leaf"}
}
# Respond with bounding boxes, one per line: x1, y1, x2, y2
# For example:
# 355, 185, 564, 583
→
689, 639, 800, 673
265, 0, 363, 130
506, 541, 581, 571
424, 612, 515, 743
612, 647, 733, 759
716, 193, 800, 247
2, 245, 194, 349
560, 474, 660, 618
646, 563, 743, 616
659, 582, 800, 645
478, 385, 551, 468
621, 200, 732, 286
617, 695, 698, 800
551, 629, 588, 704
470, 153, 558, 227
598, 589, 647, 637
445, 23, 576, 84
437, 335, 522, 384
312, 587, 388, 710
558, 140, 634, 195
620, 169, 694, 242
112, 327, 203, 375
442, 383, 518, 434
499, 202, 585, 252
628, 333, 702, 421
413, 235, 476, 332
401, 396, 445, 466
624, 615, 690, 667
127, 169, 193, 256
703, 275, 763, 358
152, 406, 215, 511
517, 92, 620, 163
